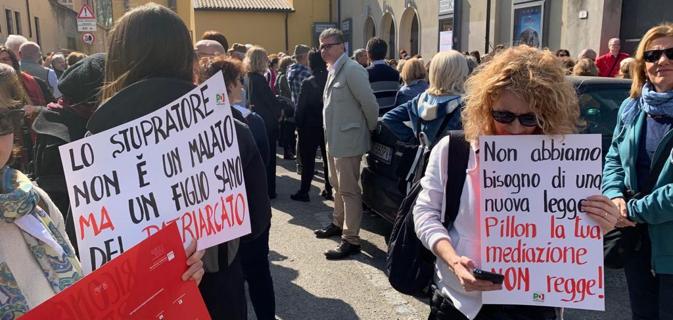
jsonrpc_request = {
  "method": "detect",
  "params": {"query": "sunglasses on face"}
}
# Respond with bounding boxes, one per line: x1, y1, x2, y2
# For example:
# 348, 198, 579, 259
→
643, 47, 673, 63
319, 42, 342, 51
491, 110, 539, 127
0, 109, 24, 136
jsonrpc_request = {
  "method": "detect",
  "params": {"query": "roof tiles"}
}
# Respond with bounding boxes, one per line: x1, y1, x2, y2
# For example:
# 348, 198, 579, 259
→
194, 0, 294, 12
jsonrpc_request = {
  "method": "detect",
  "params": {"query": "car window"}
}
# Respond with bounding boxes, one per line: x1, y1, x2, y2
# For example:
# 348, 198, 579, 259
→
579, 87, 630, 136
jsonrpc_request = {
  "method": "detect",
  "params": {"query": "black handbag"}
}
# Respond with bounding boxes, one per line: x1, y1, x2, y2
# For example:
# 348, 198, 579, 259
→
604, 132, 673, 269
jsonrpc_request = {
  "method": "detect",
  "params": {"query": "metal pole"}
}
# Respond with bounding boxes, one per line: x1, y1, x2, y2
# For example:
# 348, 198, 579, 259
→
485, 0, 491, 54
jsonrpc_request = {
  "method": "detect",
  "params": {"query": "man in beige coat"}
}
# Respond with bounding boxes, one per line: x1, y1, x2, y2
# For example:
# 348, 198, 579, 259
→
314, 28, 379, 259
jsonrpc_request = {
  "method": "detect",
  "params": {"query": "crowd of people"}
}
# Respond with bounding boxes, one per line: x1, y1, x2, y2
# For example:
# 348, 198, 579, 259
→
0, 2, 671, 319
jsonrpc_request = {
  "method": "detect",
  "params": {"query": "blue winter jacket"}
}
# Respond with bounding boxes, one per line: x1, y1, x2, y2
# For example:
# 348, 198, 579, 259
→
602, 97, 673, 274
393, 80, 429, 108
381, 92, 462, 145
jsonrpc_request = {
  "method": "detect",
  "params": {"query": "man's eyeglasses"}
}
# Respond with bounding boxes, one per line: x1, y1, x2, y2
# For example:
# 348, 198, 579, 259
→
643, 47, 673, 63
0, 109, 24, 136
491, 110, 539, 127
319, 42, 342, 51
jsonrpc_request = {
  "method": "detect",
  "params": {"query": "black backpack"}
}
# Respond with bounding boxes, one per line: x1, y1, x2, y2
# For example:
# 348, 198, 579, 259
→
386, 131, 471, 296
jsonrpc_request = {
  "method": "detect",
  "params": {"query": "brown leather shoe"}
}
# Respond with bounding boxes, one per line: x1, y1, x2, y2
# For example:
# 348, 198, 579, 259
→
324, 241, 361, 260
314, 223, 342, 238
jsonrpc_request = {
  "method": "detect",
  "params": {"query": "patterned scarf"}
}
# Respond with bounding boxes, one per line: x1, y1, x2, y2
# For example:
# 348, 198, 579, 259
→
640, 82, 673, 118
0, 166, 82, 293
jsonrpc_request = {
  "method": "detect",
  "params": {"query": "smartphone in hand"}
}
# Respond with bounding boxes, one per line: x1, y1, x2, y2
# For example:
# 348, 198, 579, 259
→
472, 268, 504, 284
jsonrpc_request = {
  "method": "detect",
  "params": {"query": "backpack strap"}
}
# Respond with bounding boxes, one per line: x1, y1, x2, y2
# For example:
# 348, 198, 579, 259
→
442, 131, 471, 229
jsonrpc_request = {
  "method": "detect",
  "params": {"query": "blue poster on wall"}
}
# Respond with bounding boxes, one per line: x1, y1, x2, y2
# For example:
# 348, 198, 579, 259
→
512, 3, 543, 48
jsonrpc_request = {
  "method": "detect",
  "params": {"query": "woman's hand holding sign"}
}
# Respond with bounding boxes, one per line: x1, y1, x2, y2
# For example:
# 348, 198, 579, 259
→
182, 240, 206, 285
610, 197, 637, 228
581, 195, 633, 233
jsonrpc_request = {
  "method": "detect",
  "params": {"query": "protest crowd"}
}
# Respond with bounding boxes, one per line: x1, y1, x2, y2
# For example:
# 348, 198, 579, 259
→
0, 2, 672, 320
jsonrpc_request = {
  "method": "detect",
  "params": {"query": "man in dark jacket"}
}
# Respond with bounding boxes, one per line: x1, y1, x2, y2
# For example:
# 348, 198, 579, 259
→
291, 50, 332, 202
366, 37, 400, 115
87, 77, 271, 320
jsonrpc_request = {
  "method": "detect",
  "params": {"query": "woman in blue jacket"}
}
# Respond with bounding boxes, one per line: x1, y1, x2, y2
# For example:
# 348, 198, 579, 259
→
382, 51, 467, 146
602, 23, 673, 320
393, 58, 428, 107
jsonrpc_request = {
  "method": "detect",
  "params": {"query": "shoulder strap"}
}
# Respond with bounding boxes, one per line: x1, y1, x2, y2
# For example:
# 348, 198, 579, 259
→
442, 131, 470, 229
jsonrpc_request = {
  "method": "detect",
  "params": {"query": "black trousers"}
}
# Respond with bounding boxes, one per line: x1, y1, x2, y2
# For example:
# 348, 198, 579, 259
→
279, 119, 296, 156
428, 287, 556, 320
297, 127, 331, 194
266, 128, 278, 196
240, 225, 276, 320
623, 234, 673, 320
199, 247, 246, 320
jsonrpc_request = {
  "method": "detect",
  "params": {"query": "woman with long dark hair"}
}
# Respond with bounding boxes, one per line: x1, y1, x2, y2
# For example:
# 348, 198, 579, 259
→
90, 4, 269, 319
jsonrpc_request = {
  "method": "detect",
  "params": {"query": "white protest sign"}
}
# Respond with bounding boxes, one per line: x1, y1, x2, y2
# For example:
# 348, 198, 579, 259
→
479, 134, 605, 311
60, 72, 250, 274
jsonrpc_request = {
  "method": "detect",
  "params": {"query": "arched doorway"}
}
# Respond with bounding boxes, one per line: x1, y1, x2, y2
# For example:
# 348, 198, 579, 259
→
400, 8, 420, 56
364, 16, 376, 44
380, 13, 395, 58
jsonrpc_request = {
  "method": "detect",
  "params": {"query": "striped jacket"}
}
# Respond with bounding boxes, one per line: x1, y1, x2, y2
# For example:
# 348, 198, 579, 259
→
367, 61, 400, 115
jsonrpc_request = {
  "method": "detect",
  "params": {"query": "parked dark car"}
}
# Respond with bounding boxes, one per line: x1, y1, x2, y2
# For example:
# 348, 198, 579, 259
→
361, 76, 632, 223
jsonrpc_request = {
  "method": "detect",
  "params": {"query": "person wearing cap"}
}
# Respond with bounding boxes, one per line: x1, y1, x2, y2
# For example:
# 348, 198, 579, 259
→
287, 44, 312, 106
284, 44, 312, 160
31, 53, 106, 221
195, 39, 225, 60
229, 43, 248, 61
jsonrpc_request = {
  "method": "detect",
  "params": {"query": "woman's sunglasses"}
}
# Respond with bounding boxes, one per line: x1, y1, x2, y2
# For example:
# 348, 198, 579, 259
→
643, 47, 673, 63
491, 110, 539, 127
0, 109, 24, 136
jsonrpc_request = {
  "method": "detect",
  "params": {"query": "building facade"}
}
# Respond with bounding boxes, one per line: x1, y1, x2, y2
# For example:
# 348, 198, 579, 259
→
335, 0, 439, 59
111, 0, 194, 36
193, 0, 330, 54
335, 0, 673, 60
0, 0, 109, 54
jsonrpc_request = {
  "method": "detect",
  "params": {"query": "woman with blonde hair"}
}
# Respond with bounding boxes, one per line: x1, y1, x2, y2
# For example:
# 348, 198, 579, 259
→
393, 58, 429, 107
618, 57, 635, 79
245, 46, 281, 198
382, 50, 467, 145
602, 23, 673, 319
414, 45, 619, 320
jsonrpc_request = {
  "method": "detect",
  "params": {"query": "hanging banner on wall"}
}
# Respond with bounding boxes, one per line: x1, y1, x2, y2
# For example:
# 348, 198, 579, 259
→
512, 1, 544, 48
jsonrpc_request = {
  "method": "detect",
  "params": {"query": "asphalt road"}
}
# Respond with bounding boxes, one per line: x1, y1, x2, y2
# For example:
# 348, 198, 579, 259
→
249, 153, 633, 320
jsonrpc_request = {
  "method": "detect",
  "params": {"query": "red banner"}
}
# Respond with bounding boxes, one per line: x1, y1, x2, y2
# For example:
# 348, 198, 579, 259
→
23, 224, 211, 319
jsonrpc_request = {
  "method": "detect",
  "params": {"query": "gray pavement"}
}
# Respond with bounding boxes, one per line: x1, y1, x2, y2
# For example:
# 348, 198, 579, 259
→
250, 153, 632, 320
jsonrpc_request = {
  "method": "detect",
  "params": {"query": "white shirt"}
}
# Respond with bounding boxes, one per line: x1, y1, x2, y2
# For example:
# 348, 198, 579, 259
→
371, 59, 387, 66
413, 136, 483, 320
47, 68, 61, 98
328, 52, 348, 74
